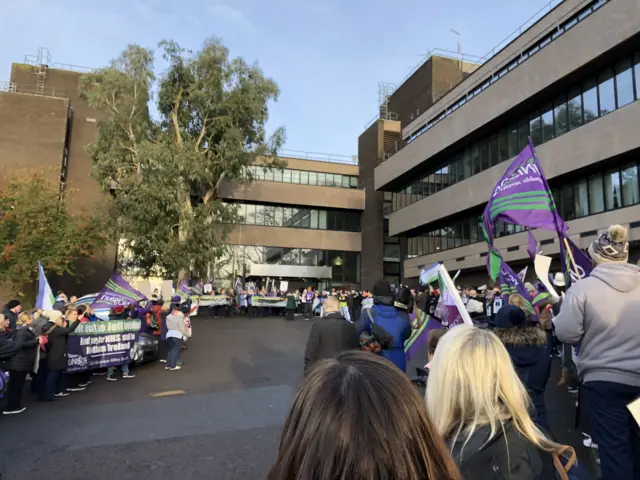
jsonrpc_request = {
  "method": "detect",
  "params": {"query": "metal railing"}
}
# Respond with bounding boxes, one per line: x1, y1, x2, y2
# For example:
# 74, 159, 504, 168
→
279, 149, 358, 165
51, 62, 94, 73
0, 81, 68, 99
364, 0, 564, 129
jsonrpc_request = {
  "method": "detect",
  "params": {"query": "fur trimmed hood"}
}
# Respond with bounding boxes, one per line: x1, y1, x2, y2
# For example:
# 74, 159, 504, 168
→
494, 326, 547, 347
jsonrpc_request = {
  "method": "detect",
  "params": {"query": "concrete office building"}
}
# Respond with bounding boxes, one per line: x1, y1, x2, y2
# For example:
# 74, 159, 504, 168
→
357, 54, 478, 288
0, 49, 364, 292
375, 0, 640, 285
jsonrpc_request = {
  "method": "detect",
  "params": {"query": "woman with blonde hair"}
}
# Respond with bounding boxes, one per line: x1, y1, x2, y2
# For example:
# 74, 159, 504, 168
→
426, 325, 581, 479
270, 350, 461, 480
3, 311, 42, 415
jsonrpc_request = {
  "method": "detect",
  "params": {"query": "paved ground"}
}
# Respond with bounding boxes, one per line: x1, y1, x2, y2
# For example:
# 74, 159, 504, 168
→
0, 315, 595, 479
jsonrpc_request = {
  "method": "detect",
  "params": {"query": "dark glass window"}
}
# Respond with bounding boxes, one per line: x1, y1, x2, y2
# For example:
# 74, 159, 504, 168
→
455, 155, 465, 182
560, 183, 576, 221
463, 150, 471, 179
635, 53, 640, 101
582, 79, 598, 123
498, 128, 509, 161
529, 111, 542, 146
479, 140, 490, 171
308, 172, 317, 185
517, 118, 529, 150
508, 123, 519, 157
604, 169, 622, 211
567, 88, 583, 131
554, 95, 568, 136
470, 145, 481, 175
588, 174, 605, 214
598, 69, 615, 116
575, 179, 589, 218
615, 59, 634, 108
488, 134, 499, 166
540, 104, 554, 143
622, 164, 639, 207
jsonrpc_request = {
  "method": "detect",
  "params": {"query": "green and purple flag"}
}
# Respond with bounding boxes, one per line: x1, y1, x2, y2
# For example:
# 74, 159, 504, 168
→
177, 279, 191, 302
559, 234, 593, 287
91, 273, 147, 309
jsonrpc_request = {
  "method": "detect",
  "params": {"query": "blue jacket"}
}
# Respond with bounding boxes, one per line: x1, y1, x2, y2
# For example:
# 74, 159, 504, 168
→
358, 301, 412, 372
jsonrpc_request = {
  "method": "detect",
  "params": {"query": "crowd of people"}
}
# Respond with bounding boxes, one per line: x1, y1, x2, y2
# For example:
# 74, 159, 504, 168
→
0, 291, 195, 416
277, 224, 639, 480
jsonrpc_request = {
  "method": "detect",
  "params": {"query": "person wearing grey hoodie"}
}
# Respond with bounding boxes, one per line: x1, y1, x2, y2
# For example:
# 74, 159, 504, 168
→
165, 304, 191, 371
554, 224, 640, 480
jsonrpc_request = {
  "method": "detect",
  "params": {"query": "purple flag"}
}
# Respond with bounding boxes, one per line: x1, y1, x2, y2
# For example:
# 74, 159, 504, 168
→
489, 249, 536, 318
191, 280, 204, 296
404, 310, 442, 361
527, 230, 539, 260
483, 140, 567, 244
559, 234, 593, 287
177, 279, 191, 301
91, 273, 147, 309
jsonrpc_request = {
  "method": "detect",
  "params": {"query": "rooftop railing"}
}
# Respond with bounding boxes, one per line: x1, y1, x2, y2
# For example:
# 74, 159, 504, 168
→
0, 81, 68, 99
280, 149, 358, 165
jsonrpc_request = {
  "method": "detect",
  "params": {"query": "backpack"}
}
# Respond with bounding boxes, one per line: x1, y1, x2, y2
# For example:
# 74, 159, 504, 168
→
359, 308, 394, 353
0, 370, 8, 400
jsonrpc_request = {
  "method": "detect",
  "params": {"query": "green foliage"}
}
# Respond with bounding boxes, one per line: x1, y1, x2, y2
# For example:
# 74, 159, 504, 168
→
79, 38, 285, 279
0, 170, 108, 300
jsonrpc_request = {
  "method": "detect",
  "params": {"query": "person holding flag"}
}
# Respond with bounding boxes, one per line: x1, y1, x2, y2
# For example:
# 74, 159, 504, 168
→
554, 225, 640, 480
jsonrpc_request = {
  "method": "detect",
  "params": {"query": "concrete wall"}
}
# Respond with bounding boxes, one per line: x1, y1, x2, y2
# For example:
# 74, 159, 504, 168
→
226, 225, 361, 252
358, 121, 385, 290
376, 0, 638, 189
403, 204, 640, 278
389, 99, 640, 236
0, 91, 68, 180
219, 180, 365, 210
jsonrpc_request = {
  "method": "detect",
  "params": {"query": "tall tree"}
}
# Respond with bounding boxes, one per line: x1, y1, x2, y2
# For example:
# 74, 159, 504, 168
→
0, 170, 108, 301
79, 38, 285, 279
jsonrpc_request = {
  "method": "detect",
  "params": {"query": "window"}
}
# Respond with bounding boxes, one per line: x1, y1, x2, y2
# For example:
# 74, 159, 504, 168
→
334, 175, 343, 188
517, 118, 529, 150
274, 206, 283, 226
598, 70, 615, 116
488, 134, 499, 166
508, 123, 519, 157
308, 172, 317, 185
273, 169, 282, 182
588, 174, 604, 214
540, 105, 554, 143
310, 210, 318, 229
299, 171, 309, 185
325, 174, 334, 187
236, 203, 246, 222
529, 112, 542, 146
245, 204, 256, 224
318, 210, 327, 229
575, 179, 589, 217
470, 145, 480, 175
342, 176, 350, 188
317, 173, 326, 186
615, 59, 634, 108
282, 170, 291, 183
621, 164, 639, 207
350, 177, 358, 188
298, 209, 310, 228
567, 88, 583, 131
604, 169, 622, 211
479, 140, 490, 171
463, 150, 472, 179
291, 170, 300, 184
554, 95, 568, 136
264, 168, 274, 181
582, 79, 598, 123
560, 184, 576, 221
384, 244, 400, 260
254, 204, 265, 225
634, 53, 640, 101
498, 129, 509, 161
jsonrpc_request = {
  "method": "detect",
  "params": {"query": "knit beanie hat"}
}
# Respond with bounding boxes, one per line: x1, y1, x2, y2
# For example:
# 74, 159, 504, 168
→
588, 224, 629, 264
372, 280, 393, 298
6, 299, 21, 310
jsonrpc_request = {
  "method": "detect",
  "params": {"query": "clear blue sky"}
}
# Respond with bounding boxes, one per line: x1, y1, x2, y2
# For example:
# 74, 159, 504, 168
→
1, 0, 552, 158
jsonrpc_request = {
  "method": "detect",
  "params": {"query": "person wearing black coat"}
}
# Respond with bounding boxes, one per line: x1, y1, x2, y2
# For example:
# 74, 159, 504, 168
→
494, 305, 551, 430
3, 299, 22, 331
303, 296, 360, 374
0, 315, 16, 372
42, 310, 80, 401
3, 312, 40, 414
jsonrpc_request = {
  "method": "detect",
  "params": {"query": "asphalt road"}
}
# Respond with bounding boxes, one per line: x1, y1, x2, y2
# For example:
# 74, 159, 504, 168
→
0, 314, 595, 479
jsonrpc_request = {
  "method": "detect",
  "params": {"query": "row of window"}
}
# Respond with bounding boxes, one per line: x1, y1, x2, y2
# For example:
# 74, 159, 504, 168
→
215, 245, 360, 284
405, 0, 607, 143
249, 165, 359, 189
234, 202, 361, 232
404, 160, 640, 259
393, 50, 640, 213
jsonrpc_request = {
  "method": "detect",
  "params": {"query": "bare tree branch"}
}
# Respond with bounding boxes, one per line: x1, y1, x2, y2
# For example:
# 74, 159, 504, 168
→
172, 88, 183, 147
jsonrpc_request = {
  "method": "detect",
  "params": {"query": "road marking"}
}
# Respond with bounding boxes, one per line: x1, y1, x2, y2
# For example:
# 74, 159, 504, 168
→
150, 390, 186, 397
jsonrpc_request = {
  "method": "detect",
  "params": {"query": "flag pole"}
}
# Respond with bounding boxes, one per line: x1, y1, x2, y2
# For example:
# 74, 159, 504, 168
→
563, 237, 583, 281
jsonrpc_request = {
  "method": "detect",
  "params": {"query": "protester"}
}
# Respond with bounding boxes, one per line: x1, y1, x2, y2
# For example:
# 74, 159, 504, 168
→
165, 304, 191, 371
3, 299, 22, 331
269, 351, 461, 480
426, 325, 583, 478
284, 291, 296, 321
42, 309, 80, 401
303, 287, 314, 320
0, 314, 14, 372
303, 296, 359, 374
554, 224, 640, 480
358, 280, 412, 372
3, 311, 41, 414
494, 304, 551, 430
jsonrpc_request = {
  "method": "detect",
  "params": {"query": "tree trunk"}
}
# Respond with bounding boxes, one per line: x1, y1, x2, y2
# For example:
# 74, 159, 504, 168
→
177, 184, 193, 283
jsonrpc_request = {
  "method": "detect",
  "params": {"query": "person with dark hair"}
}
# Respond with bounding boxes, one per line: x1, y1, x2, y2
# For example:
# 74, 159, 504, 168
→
165, 304, 191, 371
494, 304, 550, 430
358, 280, 412, 372
3, 300, 22, 331
269, 351, 461, 480
555, 224, 640, 480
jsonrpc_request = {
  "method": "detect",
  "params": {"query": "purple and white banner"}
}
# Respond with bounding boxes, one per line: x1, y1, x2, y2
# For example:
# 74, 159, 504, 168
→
91, 273, 147, 309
